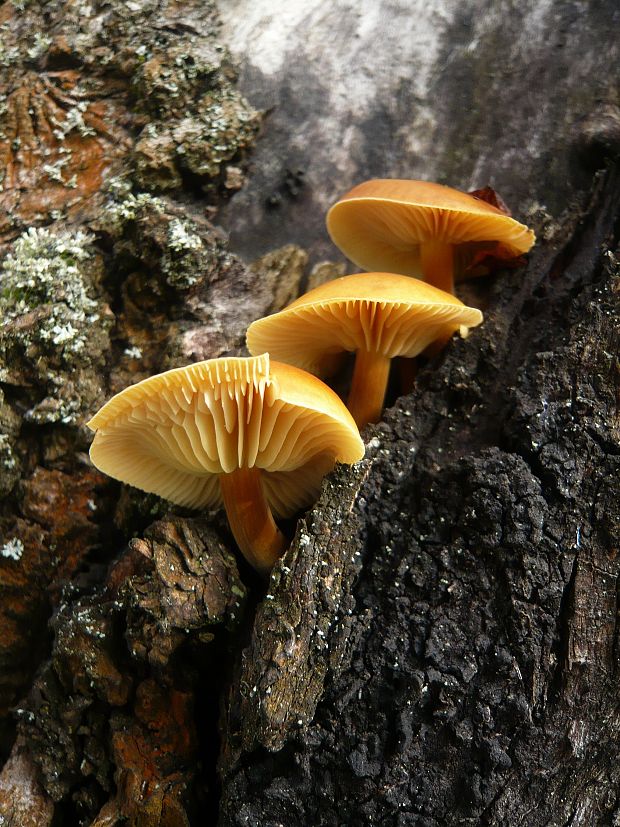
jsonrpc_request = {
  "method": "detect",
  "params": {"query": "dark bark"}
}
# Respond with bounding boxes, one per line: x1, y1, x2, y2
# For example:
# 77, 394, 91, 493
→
219, 169, 620, 825
0, 1, 619, 826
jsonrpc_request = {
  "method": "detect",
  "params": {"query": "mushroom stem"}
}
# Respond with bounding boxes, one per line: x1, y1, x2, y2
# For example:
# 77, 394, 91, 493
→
347, 349, 391, 428
419, 240, 455, 294
220, 467, 287, 574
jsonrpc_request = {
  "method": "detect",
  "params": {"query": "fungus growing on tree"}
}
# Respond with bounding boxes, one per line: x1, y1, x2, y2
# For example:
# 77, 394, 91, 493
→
326, 179, 535, 294
87, 354, 364, 574
247, 272, 483, 428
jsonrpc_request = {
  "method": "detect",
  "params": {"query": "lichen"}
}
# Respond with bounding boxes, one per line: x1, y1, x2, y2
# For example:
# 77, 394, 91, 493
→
0, 23, 20, 68
99, 177, 224, 293
173, 95, 260, 178
1, 227, 98, 342
1, 538, 23, 561
0, 227, 111, 424
26, 32, 51, 61
161, 217, 206, 289
100, 177, 166, 235
131, 42, 261, 192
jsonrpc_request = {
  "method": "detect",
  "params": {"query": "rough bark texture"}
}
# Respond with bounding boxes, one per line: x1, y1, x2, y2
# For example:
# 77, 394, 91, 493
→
220, 173, 620, 825
0, 1, 619, 826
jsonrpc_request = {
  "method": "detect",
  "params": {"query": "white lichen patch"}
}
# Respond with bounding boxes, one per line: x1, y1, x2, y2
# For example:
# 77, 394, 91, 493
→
102, 178, 165, 233
170, 97, 259, 180
0, 432, 17, 470
124, 345, 143, 359
1, 537, 24, 561
52, 100, 97, 140
0, 227, 111, 424
27, 32, 52, 60
131, 39, 260, 191
162, 217, 211, 290
1, 226, 97, 341
0, 22, 20, 68
42, 156, 71, 184
0, 389, 20, 494
168, 218, 203, 253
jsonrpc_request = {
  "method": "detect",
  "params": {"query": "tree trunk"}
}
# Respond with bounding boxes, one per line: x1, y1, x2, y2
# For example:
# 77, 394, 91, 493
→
0, 1, 619, 825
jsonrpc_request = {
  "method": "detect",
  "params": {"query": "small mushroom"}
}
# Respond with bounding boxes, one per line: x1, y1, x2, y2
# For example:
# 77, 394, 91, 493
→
87, 354, 364, 574
326, 179, 535, 294
247, 272, 483, 428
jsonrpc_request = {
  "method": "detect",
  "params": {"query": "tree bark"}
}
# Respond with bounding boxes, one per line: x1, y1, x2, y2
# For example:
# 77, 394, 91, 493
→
0, 1, 619, 825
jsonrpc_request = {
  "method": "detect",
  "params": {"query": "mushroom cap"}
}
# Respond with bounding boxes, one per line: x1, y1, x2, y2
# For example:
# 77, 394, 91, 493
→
87, 354, 364, 518
246, 272, 483, 376
326, 179, 536, 280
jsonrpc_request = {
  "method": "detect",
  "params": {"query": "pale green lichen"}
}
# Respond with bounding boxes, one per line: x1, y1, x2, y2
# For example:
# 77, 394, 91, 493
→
124, 345, 143, 359
27, 32, 52, 60
42, 149, 79, 190
167, 218, 203, 253
0, 227, 111, 424
0, 433, 16, 471
173, 94, 259, 179
101, 177, 166, 234
1, 227, 97, 329
100, 179, 218, 291
131, 39, 260, 191
52, 102, 97, 141
135, 96, 260, 189
0, 430, 19, 496
0, 22, 19, 68
161, 217, 204, 289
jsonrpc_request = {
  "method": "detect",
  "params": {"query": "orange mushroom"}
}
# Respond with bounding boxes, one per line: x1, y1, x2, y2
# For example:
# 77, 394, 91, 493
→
326, 179, 535, 294
247, 273, 483, 428
87, 354, 364, 574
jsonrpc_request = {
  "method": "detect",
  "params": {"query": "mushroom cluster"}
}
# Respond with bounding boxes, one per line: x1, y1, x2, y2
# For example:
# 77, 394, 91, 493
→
88, 178, 535, 573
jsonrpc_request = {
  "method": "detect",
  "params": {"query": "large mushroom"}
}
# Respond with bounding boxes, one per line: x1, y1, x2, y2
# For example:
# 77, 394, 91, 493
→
326, 179, 536, 294
247, 272, 483, 428
87, 354, 364, 574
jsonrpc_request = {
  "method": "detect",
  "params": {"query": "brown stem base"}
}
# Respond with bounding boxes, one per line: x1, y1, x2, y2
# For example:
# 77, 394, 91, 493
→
220, 467, 287, 574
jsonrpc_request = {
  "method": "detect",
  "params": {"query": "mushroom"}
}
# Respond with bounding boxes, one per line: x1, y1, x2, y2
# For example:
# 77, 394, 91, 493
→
87, 354, 364, 574
247, 272, 483, 428
326, 179, 536, 294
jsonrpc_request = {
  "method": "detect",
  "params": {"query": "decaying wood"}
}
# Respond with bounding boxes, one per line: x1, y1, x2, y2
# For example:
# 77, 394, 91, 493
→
0, 0, 619, 825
